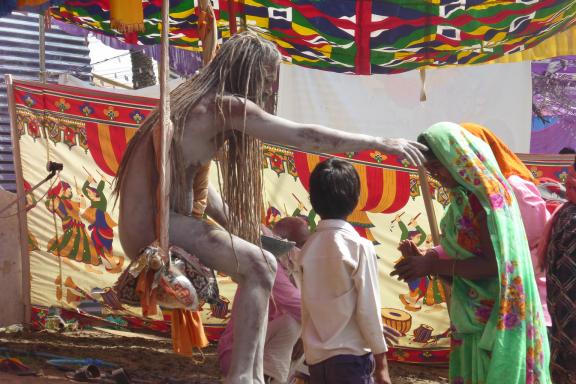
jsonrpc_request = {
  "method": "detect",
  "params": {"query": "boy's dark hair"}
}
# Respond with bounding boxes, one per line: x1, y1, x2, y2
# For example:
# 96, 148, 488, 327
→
559, 147, 576, 154
309, 158, 360, 220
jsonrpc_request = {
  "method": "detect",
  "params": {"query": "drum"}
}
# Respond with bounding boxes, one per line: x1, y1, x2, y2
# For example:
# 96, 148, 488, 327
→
381, 308, 412, 335
210, 296, 230, 319
413, 324, 434, 343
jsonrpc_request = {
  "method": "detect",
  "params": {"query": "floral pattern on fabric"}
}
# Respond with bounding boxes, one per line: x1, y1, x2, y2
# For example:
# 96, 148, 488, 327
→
498, 262, 526, 330
475, 299, 495, 325
422, 122, 551, 384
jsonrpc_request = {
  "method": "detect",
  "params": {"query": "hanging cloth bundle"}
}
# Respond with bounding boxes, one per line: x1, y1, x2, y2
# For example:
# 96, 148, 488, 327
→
109, 0, 145, 34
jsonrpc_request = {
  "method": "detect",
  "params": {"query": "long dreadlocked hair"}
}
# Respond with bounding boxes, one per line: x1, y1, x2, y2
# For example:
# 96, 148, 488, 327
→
114, 31, 281, 245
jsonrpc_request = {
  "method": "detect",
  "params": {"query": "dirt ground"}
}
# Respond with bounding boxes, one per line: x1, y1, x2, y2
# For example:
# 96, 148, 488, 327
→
0, 330, 448, 383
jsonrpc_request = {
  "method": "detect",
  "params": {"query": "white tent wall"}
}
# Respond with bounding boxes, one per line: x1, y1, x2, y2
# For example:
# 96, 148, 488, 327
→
278, 62, 533, 153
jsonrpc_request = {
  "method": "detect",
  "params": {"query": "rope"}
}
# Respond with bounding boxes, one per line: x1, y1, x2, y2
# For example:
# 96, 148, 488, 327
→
41, 111, 65, 306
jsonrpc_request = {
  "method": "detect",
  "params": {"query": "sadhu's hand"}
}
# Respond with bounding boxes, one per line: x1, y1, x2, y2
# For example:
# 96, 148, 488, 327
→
378, 138, 427, 166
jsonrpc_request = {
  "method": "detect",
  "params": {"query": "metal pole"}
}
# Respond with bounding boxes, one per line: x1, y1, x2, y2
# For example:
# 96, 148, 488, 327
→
5, 75, 32, 324
39, 14, 46, 83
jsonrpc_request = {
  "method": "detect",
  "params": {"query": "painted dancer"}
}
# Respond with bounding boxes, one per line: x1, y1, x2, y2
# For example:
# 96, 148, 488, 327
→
82, 174, 123, 273
114, 31, 425, 384
46, 180, 99, 272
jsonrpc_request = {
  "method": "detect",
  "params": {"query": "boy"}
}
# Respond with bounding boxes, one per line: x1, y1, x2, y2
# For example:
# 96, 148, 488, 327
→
296, 158, 391, 384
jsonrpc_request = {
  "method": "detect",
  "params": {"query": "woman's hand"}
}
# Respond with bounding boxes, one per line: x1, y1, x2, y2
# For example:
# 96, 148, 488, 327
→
391, 240, 436, 281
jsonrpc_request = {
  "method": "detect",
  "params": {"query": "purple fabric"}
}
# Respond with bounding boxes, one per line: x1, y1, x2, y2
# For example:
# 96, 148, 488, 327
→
309, 353, 375, 384
531, 56, 576, 153
143, 45, 203, 77
53, 19, 203, 76
53, 19, 90, 38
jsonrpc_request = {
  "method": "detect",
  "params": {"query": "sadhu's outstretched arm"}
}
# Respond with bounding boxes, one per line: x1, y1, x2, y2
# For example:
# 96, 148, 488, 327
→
223, 96, 427, 166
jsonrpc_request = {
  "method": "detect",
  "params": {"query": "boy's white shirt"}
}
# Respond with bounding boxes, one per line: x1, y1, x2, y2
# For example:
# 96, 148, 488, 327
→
295, 219, 387, 365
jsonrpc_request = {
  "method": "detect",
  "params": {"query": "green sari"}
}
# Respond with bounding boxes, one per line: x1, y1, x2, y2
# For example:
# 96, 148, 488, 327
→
420, 122, 550, 384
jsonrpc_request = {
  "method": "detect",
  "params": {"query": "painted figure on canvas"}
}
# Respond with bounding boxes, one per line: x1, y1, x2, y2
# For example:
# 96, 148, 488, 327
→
81, 174, 123, 273
45, 179, 99, 272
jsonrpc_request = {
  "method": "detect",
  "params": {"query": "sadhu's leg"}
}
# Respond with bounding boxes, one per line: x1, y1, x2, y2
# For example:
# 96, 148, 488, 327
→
169, 212, 277, 384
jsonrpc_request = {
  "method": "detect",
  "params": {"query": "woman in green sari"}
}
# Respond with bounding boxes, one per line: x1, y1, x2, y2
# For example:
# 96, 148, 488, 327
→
392, 122, 550, 384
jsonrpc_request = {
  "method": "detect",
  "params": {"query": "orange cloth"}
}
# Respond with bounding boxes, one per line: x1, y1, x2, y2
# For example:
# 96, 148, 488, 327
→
460, 122, 535, 183
171, 309, 209, 356
136, 269, 158, 317
109, 0, 144, 33
192, 163, 211, 219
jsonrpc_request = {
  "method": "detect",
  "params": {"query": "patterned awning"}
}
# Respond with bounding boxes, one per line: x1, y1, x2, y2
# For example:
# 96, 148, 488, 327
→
48, 0, 576, 75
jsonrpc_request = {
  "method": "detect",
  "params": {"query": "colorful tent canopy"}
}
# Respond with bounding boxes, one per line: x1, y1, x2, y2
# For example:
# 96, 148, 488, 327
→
47, 0, 576, 75
0, 0, 64, 17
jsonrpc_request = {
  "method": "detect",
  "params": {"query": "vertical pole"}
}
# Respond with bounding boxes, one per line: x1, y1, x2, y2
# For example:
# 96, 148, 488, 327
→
6, 75, 32, 324
199, 0, 218, 65
417, 166, 440, 246
354, 0, 372, 75
39, 14, 46, 83
228, 0, 237, 35
157, 0, 171, 257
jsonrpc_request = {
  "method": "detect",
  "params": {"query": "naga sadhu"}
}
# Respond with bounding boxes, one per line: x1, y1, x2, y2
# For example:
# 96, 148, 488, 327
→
114, 31, 425, 384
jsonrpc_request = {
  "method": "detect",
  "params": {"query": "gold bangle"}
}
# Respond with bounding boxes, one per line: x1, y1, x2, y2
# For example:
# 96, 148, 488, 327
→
451, 260, 457, 277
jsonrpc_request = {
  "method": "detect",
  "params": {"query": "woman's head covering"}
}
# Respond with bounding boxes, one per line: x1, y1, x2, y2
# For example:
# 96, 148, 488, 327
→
419, 122, 550, 383
418, 122, 513, 206
460, 122, 535, 183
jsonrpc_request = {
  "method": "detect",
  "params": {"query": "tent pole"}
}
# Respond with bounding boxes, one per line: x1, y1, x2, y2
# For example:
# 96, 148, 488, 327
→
39, 14, 46, 84
228, 0, 237, 35
199, 0, 217, 65
5, 75, 32, 325
417, 166, 440, 246
157, 0, 171, 257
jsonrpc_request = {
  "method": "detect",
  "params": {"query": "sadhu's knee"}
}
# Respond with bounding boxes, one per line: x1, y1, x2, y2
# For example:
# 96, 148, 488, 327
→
245, 248, 277, 290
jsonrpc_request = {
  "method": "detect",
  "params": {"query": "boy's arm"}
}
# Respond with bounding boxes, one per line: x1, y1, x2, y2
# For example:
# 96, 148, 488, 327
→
352, 243, 387, 355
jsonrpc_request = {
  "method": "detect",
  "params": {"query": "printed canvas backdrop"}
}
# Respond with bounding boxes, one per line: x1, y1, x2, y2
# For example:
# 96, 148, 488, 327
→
12, 80, 574, 364
531, 55, 576, 153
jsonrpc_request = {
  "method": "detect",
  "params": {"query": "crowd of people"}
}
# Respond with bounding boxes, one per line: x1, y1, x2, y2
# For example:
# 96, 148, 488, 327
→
216, 122, 575, 384
115, 31, 574, 384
